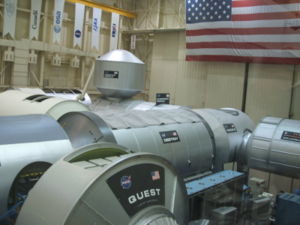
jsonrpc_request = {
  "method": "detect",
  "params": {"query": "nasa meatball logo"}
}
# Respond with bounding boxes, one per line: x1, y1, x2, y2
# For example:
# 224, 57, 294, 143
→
75, 29, 81, 38
54, 24, 61, 33
120, 176, 132, 189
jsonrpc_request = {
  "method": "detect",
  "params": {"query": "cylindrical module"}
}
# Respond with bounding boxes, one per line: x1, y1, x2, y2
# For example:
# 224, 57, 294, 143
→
16, 143, 188, 225
95, 49, 145, 99
247, 117, 300, 178
0, 90, 88, 120
0, 115, 73, 215
193, 108, 255, 171
58, 109, 215, 179
58, 108, 255, 179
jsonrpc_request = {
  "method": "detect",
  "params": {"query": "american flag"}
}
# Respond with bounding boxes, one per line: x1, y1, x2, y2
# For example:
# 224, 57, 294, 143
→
151, 171, 160, 181
186, 0, 300, 64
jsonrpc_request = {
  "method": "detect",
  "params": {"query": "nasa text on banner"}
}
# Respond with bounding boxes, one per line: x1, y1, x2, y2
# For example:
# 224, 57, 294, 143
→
91, 8, 102, 51
3, 0, 17, 38
109, 13, 120, 51
186, 0, 300, 64
73, 3, 85, 48
30, 0, 42, 40
53, 0, 65, 44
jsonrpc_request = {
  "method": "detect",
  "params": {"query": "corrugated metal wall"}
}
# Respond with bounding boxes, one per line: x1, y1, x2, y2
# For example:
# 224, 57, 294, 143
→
291, 66, 300, 120
246, 64, 294, 123
205, 62, 245, 109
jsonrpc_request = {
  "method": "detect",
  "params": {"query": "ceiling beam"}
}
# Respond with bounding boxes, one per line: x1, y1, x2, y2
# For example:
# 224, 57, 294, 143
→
66, 0, 136, 18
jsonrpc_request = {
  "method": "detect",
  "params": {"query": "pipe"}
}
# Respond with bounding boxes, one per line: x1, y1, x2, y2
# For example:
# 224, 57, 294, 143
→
77, 60, 95, 101
65, 0, 136, 18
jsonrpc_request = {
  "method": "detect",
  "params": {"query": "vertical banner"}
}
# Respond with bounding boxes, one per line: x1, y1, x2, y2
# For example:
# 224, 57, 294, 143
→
109, 13, 120, 51
53, 0, 65, 44
3, 0, 17, 38
91, 8, 102, 51
30, 0, 42, 40
73, 3, 85, 48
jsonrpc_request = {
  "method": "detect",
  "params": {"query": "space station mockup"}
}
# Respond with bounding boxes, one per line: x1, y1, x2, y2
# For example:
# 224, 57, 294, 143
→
0, 50, 299, 225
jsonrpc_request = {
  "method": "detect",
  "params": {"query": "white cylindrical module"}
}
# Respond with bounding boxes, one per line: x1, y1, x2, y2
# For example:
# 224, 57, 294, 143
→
193, 108, 255, 170
247, 117, 300, 178
0, 90, 89, 120
16, 143, 188, 225
58, 109, 215, 179
95, 49, 145, 99
0, 115, 74, 215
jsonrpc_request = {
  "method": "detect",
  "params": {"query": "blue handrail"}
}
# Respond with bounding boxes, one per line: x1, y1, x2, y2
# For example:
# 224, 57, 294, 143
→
0, 194, 26, 225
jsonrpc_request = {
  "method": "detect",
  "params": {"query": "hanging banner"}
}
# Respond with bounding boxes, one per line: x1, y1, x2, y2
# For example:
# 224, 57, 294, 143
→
3, 0, 17, 38
29, 0, 42, 40
91, 8, 102, 51
73, 3, 85, 48
53, 0, 65, 44
109, 13, 120, 51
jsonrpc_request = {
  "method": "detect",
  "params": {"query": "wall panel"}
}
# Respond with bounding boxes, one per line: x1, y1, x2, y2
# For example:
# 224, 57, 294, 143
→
149, 32, 180, 103
291, 66, 300, 119
246, 64, 294, 123
174, 60, 207, 108
205, 62, 245, 109
174, 31, 207, 108
148, 59, 177, 103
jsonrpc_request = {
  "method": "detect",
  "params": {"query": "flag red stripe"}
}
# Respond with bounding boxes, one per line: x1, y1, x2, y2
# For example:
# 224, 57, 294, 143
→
232, 0, 300, 8
186, 27, 300, 36
186, 42, 300, 50
186, 55, 300, 64
232, 11, 300, 21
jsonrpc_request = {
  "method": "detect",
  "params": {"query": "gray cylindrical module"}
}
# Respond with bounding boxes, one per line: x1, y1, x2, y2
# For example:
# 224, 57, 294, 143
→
58, 109, 214, 179
193, 108, 255, 171
0, 115, 73, 215
95, 49, 145, 99
16, 143, 188, 225
247, 117, 300, 178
